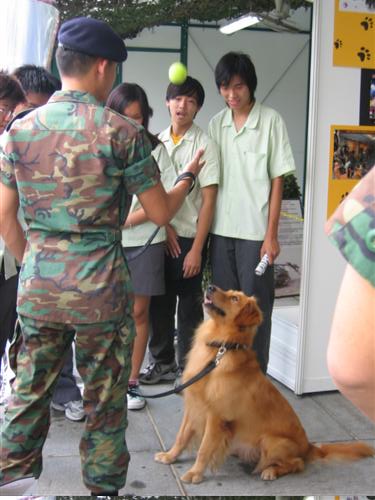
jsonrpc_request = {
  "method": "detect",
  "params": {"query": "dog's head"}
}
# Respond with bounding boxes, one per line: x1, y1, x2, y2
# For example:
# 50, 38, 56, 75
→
204, 284, 263, 329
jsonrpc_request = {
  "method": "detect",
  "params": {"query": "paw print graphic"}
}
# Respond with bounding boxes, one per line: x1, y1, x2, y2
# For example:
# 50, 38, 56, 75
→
341, 192, 349, 201
357, 47, 371, 62
334, 39, 343, 49
360, 16, 373, 30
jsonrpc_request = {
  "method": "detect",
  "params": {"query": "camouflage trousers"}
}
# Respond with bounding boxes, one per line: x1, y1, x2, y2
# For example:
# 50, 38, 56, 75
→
0, 313, 134, 493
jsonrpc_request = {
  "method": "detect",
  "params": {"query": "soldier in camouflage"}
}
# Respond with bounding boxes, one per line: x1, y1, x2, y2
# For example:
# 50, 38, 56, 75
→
0, 16, 204, 496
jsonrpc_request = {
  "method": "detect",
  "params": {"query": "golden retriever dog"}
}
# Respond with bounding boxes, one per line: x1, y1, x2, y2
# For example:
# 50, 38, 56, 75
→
155, 285, 374, 483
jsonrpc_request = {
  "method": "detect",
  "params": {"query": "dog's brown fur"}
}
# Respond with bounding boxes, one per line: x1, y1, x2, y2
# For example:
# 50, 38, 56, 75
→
155, 285, 374, 483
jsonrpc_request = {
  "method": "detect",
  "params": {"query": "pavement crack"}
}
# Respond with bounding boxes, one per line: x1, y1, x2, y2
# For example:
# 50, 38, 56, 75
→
146, 404, 189, 497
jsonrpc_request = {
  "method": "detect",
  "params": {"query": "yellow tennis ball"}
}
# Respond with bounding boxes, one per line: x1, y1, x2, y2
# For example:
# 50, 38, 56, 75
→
168, 62, 187, 85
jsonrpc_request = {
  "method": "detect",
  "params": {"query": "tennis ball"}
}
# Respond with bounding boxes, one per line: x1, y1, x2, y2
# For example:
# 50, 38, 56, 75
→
168, 62, 188, 85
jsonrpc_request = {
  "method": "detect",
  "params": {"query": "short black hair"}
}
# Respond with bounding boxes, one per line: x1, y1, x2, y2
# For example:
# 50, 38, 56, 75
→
56, 46, 98, 77
0, 70, 26, 106
107, 83, 160, 150
13, 64, 61, 96
215, 52, 257, 100
166, 76, 205, 108
107, 83, 153, 131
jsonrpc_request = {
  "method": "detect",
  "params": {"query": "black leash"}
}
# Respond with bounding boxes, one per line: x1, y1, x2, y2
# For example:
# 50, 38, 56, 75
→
125, 226, 160, 261
128, 341, 251, 399
128, 360, 216, 399
128, 343, 229, 399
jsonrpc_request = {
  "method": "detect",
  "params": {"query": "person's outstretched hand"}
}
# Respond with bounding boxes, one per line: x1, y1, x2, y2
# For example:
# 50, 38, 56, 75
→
183, 148, 205, 178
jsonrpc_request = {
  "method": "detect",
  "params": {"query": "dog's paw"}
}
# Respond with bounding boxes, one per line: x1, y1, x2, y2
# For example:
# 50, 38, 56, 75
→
261, 467, 277, 481
181, 469, 203, 484
154, 451, 175, 464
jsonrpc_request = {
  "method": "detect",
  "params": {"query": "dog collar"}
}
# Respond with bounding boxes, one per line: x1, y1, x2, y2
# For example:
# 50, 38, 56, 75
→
206, 341, 250, 351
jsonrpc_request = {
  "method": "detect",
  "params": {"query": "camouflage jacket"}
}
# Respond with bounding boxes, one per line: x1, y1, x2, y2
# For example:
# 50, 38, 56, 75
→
0, 90, 160, 323
325, 167, 374, 287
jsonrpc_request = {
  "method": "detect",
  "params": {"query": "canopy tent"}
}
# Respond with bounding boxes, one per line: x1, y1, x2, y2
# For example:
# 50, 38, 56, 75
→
0, 0, 59, 72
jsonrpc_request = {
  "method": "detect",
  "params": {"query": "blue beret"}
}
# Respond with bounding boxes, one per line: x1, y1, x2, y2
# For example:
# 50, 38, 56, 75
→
58, 17, 127, 63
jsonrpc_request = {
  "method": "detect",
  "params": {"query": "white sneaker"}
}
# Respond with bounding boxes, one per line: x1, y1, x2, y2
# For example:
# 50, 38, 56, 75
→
0, 380, 9, 406
0, 476, 37, 494
127, 386, 146, 410
0, 347, 13, 406
51, 399, 85, 421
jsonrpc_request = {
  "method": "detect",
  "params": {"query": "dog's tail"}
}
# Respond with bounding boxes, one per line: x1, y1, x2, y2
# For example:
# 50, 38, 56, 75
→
307, 441, 374, 463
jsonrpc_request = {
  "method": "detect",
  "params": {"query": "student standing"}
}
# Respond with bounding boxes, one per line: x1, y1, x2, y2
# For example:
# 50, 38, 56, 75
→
208, 52, 296, 373
0, 72, 27, 402
140, 77, 219, 384
107, 83, 173, 410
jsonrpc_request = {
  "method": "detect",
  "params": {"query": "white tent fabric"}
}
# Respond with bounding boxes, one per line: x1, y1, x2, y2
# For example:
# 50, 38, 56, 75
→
0, 0, 59, 72
0, 0, 59, 273
0, 0, 59, 407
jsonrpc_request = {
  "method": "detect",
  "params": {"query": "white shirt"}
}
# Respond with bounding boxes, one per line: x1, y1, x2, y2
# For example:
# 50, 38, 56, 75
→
157, 122, 220, 238
208, 102, 296, 240
122, 144, 174, 247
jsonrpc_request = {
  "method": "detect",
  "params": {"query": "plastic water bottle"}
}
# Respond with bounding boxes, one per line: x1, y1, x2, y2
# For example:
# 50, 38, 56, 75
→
255, 254, 269, 276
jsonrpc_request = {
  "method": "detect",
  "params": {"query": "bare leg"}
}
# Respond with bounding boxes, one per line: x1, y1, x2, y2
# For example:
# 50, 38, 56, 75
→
181, 414, 231, 484
155, 412, 194, 464
129, 295, 150, 381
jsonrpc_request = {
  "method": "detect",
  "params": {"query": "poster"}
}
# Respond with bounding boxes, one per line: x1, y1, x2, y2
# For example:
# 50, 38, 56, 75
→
333, 0, 375, 69
327, 125, 375, 217
359, 68, 375, 125
275, 200, 303, 298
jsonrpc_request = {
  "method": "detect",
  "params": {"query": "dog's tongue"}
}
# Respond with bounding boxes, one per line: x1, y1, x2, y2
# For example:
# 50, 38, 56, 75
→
204, 296, 213, 306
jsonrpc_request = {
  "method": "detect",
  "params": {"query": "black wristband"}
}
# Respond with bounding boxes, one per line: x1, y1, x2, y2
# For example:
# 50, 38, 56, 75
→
174, 171, 196, 194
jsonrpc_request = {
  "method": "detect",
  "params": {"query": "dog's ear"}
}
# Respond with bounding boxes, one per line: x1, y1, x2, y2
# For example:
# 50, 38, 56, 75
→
234, 298, 263, 328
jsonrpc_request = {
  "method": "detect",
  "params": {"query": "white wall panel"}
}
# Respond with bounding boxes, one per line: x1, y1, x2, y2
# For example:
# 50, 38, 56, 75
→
122, 22, 311, 187
297, 0, 361, 393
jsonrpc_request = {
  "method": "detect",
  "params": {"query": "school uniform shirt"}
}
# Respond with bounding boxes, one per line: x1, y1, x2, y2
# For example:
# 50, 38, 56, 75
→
0, 207, 27, 280
157, 123, 220, 238
0, 90, 160, 324
122, 143, 174, 247
208, 101, 296, 241
0, 245, 17, 280
0, 133, 18, 281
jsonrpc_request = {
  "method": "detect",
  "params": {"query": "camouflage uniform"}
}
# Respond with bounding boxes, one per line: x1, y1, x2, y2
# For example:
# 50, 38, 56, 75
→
325, 167, 374, 287
0, 90, 160, 492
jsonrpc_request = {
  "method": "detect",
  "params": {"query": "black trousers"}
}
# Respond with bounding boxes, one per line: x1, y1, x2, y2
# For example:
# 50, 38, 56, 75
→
0, 264, 19, 372
209, 235, 275, 374
52, 344, 82, 404
149, 237, 206, 369
0, 263, 80, 402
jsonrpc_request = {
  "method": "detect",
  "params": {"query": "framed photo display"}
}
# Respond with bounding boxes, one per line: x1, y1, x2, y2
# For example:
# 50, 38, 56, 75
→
359, 68, 375, 125
327, 125, 375, 217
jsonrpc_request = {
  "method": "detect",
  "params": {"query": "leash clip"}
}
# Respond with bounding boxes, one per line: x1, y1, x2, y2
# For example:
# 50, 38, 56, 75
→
215, 345, 227, 365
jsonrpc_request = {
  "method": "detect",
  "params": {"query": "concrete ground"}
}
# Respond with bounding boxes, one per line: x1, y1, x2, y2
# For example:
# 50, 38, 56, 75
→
3, 377, 372, 497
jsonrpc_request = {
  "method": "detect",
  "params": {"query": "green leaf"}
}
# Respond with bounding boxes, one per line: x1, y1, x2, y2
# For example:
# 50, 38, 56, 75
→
55, 0, 311, 38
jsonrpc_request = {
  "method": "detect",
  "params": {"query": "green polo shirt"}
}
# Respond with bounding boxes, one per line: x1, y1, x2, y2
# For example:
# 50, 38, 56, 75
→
208, 102, 296, 240
122, 144, 174, 247
157, 123, 220, 238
